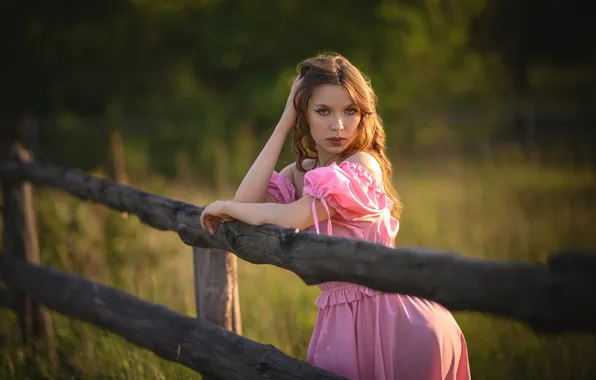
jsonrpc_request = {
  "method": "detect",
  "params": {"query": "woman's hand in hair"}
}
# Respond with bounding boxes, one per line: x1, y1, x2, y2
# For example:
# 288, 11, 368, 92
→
276, 76, 302, 134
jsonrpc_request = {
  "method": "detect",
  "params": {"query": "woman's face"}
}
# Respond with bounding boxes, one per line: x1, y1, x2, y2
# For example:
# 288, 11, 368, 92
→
306, 83, 361, 161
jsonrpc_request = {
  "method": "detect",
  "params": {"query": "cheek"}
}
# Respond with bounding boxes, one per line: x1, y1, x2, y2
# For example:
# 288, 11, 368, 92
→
347, 115, 361, 133
307, 115, 325, 136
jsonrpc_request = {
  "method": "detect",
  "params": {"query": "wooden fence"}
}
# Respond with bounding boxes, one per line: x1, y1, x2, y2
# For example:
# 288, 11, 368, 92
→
1, 153, 596, 379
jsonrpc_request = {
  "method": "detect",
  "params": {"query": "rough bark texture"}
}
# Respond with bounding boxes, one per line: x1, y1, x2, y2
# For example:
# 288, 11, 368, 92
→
0, 159, 595, 334
194, 247, 242, 380
194, 247, 241, 333
231, 254, 243, 335
0, 255, 345, 380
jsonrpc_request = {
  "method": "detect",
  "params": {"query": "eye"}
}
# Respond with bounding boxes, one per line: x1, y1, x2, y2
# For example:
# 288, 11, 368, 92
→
315, 108, 329, 116
344, 108, 358, 115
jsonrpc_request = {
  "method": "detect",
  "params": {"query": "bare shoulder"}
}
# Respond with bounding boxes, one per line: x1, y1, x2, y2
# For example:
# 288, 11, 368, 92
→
279, 162, 296, 184
291, 158, 317, 175
303, 158, 317, 171
345, 152, 383, 184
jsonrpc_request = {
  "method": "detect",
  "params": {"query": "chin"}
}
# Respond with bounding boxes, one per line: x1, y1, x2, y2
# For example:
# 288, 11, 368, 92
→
316, 143, 350, 159
321, 147, 348, 159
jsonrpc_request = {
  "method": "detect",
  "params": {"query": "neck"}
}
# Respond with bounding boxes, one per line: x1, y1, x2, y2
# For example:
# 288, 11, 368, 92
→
315, 151, 341, 168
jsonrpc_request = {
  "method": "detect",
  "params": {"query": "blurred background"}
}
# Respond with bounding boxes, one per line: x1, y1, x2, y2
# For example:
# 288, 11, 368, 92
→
1, 0, 595, 378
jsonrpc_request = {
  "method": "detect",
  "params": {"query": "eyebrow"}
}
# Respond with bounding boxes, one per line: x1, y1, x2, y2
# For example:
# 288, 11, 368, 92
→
315, 103, 356, 108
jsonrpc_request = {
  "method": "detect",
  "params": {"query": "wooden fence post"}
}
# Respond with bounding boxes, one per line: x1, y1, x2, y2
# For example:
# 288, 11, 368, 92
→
231, 254, 242, 335
1, 116, 58, 374
193, 247, 242, 380
193, 247, 242, 334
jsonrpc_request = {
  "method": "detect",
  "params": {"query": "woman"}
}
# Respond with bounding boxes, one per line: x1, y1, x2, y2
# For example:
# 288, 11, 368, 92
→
200, 53, 471, 380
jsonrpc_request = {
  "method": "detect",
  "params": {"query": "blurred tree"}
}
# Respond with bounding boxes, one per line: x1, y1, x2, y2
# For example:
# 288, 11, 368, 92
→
471, 0, 596, 155
2, 0, 593, 182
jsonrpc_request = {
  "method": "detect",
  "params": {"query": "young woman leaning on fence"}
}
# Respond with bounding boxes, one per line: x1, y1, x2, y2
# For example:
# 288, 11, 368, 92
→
200, 53, 471, 380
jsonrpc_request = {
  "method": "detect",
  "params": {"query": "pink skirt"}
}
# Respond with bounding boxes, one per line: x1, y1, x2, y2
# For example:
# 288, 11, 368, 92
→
306, 282, 471, 380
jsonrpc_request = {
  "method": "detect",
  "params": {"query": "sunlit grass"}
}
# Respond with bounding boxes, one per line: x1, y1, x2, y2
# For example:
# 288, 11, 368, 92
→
0, 156, 594, 379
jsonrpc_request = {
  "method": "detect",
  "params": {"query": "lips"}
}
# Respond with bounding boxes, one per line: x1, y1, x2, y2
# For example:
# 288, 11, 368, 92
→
327, 137, 346, 145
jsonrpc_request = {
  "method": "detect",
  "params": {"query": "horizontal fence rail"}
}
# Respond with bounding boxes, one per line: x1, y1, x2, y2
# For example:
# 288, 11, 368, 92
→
0, 254, 345, 379
0, 158, 595, 338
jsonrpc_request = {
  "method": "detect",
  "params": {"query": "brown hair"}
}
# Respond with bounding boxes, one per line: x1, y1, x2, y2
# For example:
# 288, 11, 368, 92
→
291, 52, 402, 219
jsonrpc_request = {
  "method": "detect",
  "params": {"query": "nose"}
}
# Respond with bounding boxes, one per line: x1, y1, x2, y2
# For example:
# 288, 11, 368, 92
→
330, 115, 344, 131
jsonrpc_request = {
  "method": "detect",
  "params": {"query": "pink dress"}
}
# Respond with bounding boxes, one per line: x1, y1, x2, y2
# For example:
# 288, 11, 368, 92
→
268, 161, 471, 380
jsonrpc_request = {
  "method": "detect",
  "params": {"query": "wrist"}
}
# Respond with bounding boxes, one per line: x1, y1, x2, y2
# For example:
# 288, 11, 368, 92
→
222, 200, 234, 214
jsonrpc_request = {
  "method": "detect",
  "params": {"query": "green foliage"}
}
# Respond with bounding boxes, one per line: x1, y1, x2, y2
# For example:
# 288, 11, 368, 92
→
5, 0, 519, 185
373, 0, 510, 145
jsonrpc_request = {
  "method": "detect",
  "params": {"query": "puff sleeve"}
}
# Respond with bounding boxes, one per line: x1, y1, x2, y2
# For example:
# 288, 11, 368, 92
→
303, 161, 394, 234
267, 171, 296, 204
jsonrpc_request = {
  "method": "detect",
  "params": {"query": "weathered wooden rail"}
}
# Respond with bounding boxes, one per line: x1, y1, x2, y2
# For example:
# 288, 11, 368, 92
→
1, 157, 595, 377
0, 253, 344, 379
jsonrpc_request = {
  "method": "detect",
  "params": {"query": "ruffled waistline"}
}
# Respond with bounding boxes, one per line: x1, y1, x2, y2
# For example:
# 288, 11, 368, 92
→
315, 281, 383, 309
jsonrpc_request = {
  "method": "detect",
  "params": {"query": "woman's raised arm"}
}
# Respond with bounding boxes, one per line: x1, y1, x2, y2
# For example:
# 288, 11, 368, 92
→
233, 77, 300, 203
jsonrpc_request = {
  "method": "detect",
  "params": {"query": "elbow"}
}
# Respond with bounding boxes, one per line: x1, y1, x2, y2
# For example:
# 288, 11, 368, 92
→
269, 215, 294, 229
275, 213, 311, 231
233, 186, 269, 203
278, 220, 299, 230
264, 213, 300, 230
233, 193, 266, 203
233, 191, 253, 203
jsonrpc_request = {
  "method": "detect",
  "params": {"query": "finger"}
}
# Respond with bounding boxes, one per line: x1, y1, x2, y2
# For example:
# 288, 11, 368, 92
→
212, 218, 221, 234
206, 216, 215, 236
203, 212, 213, 234
201, 209, 213, 233
200, 211, 206, 231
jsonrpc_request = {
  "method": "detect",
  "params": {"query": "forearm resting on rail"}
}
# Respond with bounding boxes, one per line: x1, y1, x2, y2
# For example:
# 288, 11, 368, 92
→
224, 196, 336, 231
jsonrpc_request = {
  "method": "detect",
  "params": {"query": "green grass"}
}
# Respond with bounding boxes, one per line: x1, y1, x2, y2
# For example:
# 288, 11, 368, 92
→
0, 156, 595, 379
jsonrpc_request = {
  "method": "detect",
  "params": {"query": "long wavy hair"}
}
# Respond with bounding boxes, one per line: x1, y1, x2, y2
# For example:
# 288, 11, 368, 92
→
291, 53, 402, 219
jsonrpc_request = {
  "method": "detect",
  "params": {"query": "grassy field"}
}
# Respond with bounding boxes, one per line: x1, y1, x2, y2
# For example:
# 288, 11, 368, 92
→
1, 155, 595, 379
